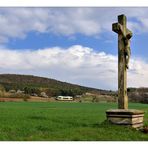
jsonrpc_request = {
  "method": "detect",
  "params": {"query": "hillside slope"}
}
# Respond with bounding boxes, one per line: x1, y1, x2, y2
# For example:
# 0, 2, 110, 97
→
0, 74, 112, 97
0, 74, 147, 103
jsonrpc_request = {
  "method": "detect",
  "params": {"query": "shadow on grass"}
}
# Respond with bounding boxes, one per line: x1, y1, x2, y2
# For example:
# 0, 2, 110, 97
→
89, 120, 112, 128
36, 125, 50, 132
90, 120, 137, 131
28, 116, 48, 120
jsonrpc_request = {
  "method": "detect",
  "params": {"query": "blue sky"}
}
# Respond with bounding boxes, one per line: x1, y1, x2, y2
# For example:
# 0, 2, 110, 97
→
6, 30, 148, 60
7, 31, 117, 54
1, 7, 148, 90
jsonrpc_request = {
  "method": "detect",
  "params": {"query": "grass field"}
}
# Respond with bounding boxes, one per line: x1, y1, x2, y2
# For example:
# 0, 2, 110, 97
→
0, 102, 148, 141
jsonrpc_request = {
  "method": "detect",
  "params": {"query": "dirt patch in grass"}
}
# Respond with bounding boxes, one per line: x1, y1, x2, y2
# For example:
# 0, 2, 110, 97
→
0, 98, 23, 102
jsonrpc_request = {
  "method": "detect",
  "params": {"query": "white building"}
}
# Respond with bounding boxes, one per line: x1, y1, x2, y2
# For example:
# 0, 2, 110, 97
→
56, 96, 73, 101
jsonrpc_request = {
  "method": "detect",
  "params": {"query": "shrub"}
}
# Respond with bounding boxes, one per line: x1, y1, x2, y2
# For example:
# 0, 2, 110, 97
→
5, 93, 30, 99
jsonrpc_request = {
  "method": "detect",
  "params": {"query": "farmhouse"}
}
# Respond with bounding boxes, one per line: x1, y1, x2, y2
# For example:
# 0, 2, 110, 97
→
56, 96, 73, 101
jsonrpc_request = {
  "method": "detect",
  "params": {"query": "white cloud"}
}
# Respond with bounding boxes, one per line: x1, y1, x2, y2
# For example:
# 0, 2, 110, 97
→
0, 45, 148, 90
1, 8, 148, 43
0, 8, 148, 90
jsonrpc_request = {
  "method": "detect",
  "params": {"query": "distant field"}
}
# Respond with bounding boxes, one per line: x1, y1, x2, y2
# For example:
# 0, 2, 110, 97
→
0, 102, 148, 141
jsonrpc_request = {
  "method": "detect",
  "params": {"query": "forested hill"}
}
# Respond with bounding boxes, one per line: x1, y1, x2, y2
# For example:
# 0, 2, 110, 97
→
0, 74, 112, 97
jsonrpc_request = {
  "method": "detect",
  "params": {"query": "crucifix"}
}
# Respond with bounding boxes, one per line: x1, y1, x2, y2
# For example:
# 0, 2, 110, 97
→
106, 14, 144, 128
112, 14, 132, 109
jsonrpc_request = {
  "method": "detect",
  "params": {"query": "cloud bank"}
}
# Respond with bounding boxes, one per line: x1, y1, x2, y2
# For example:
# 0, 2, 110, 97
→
1, 8, 148, 43
0, 45, 148, 90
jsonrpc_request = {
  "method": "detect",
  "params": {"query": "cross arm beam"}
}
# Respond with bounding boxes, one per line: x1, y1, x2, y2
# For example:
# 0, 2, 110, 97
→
112, 23, 124, 35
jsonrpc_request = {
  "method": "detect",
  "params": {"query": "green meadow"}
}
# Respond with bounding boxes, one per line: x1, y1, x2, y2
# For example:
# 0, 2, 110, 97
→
0, 102, 148, 141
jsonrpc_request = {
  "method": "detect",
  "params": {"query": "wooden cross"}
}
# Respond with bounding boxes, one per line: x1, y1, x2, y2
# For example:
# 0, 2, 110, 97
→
112, 14, 132, 109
